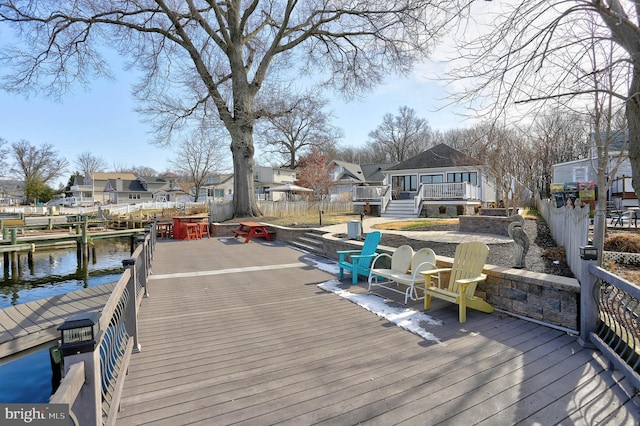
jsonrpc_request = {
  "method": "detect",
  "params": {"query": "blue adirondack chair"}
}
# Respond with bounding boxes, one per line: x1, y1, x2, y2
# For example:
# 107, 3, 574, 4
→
337, 231, 382, 284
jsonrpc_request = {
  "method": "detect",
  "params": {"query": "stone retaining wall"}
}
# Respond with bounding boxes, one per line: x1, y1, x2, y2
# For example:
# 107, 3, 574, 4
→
458, 215, 517, 237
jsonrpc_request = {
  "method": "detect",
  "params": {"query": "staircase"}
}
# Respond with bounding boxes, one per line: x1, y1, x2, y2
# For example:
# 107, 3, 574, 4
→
288, 229, 328, 257
381, 199, 417, 218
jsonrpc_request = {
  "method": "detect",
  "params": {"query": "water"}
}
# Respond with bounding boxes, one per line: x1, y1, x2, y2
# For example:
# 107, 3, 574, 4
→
0, 238, 131, 309
0, 238, 133, 403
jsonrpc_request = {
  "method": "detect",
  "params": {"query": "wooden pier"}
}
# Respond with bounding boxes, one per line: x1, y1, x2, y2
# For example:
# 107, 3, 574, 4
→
0, 283, 114, 359
1, 227, 145, 280
115, 238, 640, 424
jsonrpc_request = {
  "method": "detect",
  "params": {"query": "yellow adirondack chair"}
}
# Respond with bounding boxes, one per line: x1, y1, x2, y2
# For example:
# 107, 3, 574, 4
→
421, 241, 492, 323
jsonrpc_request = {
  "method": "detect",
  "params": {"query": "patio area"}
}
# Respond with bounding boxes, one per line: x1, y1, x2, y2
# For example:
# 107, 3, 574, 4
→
116, 237, 640, 425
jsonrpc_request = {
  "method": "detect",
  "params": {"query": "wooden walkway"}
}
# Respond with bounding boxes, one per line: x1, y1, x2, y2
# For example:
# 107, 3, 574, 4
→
117, 237, 640, 425
0, 284, 114, 358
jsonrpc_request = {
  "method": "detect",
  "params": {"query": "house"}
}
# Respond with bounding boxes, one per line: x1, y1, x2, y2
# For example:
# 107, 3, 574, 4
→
0, 180, 24, 205
253, 166, 297, 201
103, 175, 178, 204
199, 173, 234, 201
552, 131, 638, 210
70, 172, 137, 205
328, 160, 396, 201
352, 144, 497, 218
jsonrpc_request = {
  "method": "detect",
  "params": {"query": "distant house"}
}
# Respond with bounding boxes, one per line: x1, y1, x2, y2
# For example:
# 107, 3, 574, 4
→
253, 166, 297, 201
352, 144, 497, 217
552, 131, 638, 209
199, 173, 234, 201
328, 160, 396, 201
0, 180, 24, 205
103, 175, 178, 204
70, 172, 137, 205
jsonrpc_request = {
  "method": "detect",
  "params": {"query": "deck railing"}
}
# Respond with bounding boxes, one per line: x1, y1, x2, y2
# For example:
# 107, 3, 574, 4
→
419, 182, 479, 200
580, 258, 640, 392
49, 223, 155, 425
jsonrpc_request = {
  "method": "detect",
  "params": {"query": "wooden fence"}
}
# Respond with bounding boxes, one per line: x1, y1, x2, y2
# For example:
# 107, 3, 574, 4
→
210, 200, 353, 222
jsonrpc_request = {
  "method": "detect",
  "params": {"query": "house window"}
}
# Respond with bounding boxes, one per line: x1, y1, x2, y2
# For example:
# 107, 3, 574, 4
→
573, 167, 587, 182
392, 175, 417, 191
446, 172, 477, 185
420, 174, 444, 184
128, 193, 141, 200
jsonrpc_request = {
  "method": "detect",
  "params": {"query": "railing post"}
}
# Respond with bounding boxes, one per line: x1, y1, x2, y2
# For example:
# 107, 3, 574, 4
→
122, 258, 141, 352
578, 246, 599, 348
57, 312, 102, 426
136, 234, 150, 298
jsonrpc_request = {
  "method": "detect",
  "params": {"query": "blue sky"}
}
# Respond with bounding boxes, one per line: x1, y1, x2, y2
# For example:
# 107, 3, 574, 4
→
0, 7, 485, 188
0, 63, 470, 181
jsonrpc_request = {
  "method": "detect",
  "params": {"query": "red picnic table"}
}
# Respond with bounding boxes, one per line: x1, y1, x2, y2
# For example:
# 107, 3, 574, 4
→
232, 222, 274, 243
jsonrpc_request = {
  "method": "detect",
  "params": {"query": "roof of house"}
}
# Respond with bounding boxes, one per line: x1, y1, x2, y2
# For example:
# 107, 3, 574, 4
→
332, 161, 396, 183
360, 163, 396, 182
332, 160, 366, 183
89, 172, 137, 181
387, 143, 483, 171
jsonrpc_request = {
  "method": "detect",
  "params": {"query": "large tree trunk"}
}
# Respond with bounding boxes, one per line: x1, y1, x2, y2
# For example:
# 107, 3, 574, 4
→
230, 119, 261, 217
628, 69, 640, 202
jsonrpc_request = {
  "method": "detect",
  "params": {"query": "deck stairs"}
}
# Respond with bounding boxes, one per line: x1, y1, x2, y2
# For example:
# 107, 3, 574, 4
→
288, 229, 328, 257
381, 199, 417, 218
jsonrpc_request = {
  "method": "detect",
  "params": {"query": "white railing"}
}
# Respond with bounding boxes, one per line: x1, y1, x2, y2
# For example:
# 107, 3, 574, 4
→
420, 182, 479, 200
352, 186, 386, 200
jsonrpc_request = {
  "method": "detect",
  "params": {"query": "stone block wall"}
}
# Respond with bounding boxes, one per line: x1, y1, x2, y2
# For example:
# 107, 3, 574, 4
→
458, 215, 517, 236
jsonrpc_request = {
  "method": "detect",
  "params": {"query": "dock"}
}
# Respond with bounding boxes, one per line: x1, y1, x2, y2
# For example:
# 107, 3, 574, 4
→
115, 237, 640, 424
0, 283, 114, 359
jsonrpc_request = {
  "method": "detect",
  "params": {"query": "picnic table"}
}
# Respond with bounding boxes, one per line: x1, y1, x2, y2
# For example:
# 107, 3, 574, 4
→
232, 222, 274, 243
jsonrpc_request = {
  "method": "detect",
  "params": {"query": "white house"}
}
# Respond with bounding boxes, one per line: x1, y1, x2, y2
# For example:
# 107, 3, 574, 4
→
253, 166, 298, 201
352, 144, 497, 217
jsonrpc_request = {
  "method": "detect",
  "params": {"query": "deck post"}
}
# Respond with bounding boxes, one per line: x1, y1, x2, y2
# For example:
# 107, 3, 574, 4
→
578, 249, 598, 349
57, 312, 102, 426
123, 258, 141, 352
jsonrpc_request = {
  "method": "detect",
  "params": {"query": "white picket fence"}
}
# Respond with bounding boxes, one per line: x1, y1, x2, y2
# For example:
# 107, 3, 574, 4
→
537, 195, 590, 277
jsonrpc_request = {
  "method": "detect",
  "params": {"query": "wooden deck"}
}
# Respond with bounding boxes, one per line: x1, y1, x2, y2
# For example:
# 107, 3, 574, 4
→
117, 237, 640, 425
0, 283, 114, 358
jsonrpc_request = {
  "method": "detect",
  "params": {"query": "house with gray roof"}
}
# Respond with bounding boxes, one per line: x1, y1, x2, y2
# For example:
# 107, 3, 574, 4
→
328, 160, 396, 201
352, 144, 496, 217
103, 175, 179, 204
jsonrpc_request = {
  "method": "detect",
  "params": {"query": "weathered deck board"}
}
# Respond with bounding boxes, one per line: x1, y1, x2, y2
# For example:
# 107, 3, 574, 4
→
0, 283, 114, 357
117, 238, 640, 425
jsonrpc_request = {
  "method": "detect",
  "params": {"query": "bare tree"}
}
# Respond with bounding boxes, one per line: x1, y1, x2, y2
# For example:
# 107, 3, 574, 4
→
0, 138, 8, 177
75, 152, 107, 176
367, 106, 433, 162
530, 108, 589, 198
334, 144, 389, 164
169, 132, 226, 202
255, 91, 342, 168
111, 163, 159, 177
452, 0, 640, 201
9, 140, 69, 203
0, 1, 468, 217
